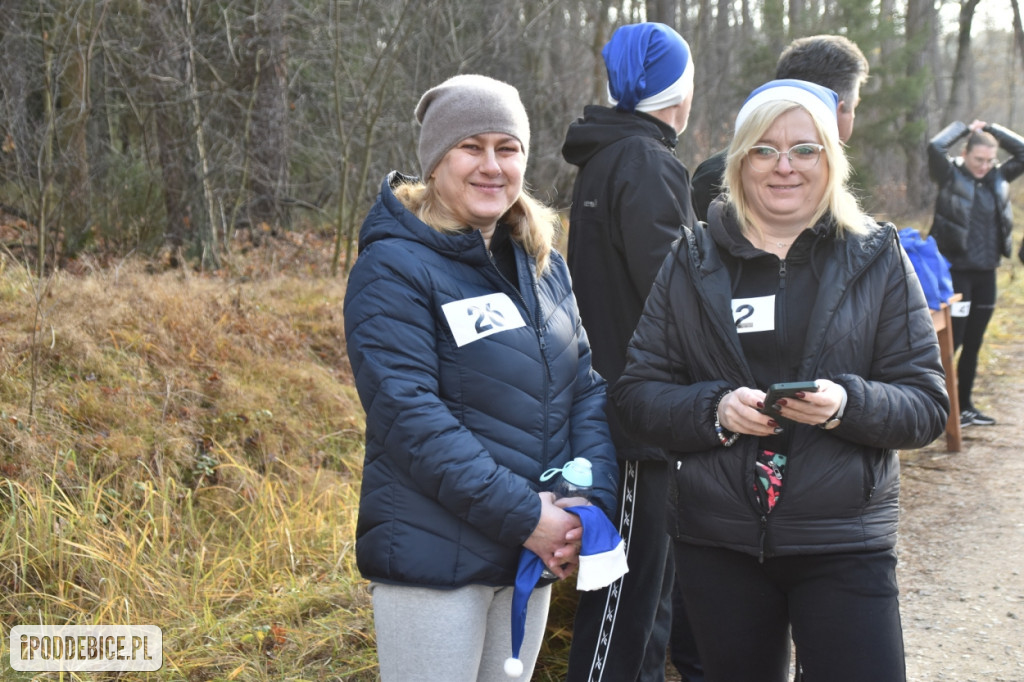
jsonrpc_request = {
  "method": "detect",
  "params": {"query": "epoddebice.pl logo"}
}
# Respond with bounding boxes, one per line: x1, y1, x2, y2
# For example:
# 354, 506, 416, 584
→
10, 625, 163, 672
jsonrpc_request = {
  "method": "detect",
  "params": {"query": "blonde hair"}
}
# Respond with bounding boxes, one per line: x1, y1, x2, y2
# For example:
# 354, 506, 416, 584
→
723, 100, 866, 239
393, 179, 558, 275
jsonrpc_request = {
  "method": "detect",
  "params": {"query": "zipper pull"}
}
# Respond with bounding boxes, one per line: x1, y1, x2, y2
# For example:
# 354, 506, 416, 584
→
778, 259, 787, 289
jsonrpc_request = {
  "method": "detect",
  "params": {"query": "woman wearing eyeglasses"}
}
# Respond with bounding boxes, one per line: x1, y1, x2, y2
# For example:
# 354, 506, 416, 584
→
612, 80, 949, 682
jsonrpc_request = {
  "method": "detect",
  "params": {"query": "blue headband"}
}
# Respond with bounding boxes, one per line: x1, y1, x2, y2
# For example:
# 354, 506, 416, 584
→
602, 22, 693, 113
735, 79, 840, 141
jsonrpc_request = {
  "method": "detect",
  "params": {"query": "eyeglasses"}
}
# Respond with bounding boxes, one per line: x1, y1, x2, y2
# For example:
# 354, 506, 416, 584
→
746, 144, 825, 172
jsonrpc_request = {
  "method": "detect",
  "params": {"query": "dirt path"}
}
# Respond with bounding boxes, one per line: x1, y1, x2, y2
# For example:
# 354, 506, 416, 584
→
899, 323, 1024, 681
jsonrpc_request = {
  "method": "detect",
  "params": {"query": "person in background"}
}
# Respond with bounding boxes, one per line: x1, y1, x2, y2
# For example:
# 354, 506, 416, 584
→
343, 74, 618, 682
562, 21, 703, 682
927, 119, 1024, 427
614, 79, 949, 682
691, 34, 869, 222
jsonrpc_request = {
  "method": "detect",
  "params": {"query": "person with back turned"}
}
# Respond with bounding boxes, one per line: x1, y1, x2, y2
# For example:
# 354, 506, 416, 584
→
562, 22, 703, 682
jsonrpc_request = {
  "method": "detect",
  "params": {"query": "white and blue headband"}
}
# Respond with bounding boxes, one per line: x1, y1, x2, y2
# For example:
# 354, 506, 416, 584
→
734, 79, 840, 142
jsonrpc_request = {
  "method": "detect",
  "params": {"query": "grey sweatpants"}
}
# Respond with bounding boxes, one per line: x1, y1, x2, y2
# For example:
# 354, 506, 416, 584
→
370, 581, 552, 681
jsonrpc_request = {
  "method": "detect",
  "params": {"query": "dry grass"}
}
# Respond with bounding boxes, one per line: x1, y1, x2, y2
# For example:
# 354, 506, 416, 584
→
0, 258, 375, 680
0, 253, 581, 681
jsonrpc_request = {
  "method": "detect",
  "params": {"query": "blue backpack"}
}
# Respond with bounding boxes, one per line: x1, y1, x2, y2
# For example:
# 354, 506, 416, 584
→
898, 227, 954, 310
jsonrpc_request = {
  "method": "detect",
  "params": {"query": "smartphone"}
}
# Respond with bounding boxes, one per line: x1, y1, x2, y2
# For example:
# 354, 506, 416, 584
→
760, 381, 819, 414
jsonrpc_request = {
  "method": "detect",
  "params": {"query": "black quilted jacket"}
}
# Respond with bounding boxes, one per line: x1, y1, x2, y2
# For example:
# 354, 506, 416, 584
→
613, 210, 949, 559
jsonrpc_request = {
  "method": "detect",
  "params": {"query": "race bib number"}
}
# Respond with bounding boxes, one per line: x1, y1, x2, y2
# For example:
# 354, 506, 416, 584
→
731, 295, 776, 334
950, 300, 971, 318
442, 293, 526, 347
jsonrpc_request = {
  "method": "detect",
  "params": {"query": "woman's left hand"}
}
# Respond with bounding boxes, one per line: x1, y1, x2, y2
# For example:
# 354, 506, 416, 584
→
770, 378, 846, 427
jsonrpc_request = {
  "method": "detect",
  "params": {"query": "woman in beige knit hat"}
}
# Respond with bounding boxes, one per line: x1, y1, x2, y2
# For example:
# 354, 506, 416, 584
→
343, 74, 619, 681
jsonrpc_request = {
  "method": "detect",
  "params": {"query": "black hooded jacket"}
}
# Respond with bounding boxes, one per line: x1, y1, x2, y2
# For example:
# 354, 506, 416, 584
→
563, 104, 696, 460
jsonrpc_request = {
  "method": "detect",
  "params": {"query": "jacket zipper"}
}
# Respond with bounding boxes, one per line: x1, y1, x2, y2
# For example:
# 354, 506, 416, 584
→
487, 248, 553, 465
776, 257, 789, 376
758, 514, 768, 563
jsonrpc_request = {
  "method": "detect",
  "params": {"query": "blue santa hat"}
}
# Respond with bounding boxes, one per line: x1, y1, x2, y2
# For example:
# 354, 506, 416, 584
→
734, 78, 840, 144
503, 505, 628, 678
602, 22, 694, 114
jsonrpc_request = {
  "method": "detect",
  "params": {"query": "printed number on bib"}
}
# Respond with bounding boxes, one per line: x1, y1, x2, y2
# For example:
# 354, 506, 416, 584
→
950, 300, 971, 318
442, 293, 526, 347
732, 295, 776, 334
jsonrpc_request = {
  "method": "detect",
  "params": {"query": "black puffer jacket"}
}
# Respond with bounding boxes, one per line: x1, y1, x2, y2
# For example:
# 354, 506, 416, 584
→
613, 209, 949, 558
928, 121, 1024, 269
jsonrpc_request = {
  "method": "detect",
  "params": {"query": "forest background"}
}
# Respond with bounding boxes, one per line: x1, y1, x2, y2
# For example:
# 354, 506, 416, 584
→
0, 0, 1023, 680
1, 0, 1022, 273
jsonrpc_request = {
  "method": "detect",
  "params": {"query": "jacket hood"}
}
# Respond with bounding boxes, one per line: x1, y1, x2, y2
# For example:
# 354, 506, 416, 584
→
357, 172, 490, 267
561, 105, 678, 168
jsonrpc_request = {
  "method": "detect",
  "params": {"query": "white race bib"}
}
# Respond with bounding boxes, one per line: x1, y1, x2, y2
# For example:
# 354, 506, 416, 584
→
442, 293, 526, 347
950, 300, 971, 318
731, 295, 776, 334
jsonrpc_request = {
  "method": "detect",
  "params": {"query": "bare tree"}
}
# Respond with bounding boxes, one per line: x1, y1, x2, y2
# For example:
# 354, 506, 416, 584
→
0, 0, 1020, 272
243, 0, 291, 231
903, 0, 940, 210
943, 0, 982, 123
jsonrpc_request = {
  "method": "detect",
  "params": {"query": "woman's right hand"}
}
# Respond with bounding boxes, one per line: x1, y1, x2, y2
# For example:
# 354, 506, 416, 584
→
523, 492, 583, 580
717, 387, 779, 437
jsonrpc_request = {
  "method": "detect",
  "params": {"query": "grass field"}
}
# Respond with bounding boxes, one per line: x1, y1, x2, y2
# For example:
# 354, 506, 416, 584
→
1, 184, 1022, 680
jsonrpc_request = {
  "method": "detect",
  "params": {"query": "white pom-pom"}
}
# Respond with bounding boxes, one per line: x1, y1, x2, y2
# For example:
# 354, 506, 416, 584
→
504, 656, 524, 678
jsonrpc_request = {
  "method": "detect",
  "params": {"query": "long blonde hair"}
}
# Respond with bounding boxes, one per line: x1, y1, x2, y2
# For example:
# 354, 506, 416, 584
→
393, 179, 558, 275
723, 100, 866, 239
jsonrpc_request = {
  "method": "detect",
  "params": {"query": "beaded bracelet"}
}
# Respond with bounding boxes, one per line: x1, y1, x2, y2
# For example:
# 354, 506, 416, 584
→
714, 392, 740, 447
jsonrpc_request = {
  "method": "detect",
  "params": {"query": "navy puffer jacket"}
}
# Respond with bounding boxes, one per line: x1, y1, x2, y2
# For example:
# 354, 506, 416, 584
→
344, 173, 618, 588
613, 212, 949, 558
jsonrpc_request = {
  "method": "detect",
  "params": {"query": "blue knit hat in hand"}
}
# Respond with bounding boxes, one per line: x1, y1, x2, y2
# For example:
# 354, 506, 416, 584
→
504, 505, 628, 678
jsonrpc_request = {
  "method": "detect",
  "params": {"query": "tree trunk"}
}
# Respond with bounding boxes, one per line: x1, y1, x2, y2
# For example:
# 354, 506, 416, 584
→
1011, 0, 1024, 127
588, 1, 614, 105
0, 0, 34, 184
762, 0, 786, 62
246, 0, 291, 232
905, 0, 939, 211
645, 0, 675, 24
183, 0, 219, 269
788, 0, 804, 38
943, 0, 982, 124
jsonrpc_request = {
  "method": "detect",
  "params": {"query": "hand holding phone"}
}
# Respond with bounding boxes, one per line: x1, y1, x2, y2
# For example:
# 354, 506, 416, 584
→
760, 381, 819, 415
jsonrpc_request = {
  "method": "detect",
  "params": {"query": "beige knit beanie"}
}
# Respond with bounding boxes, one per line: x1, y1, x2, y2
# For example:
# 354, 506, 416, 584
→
415, 74, 530, 179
